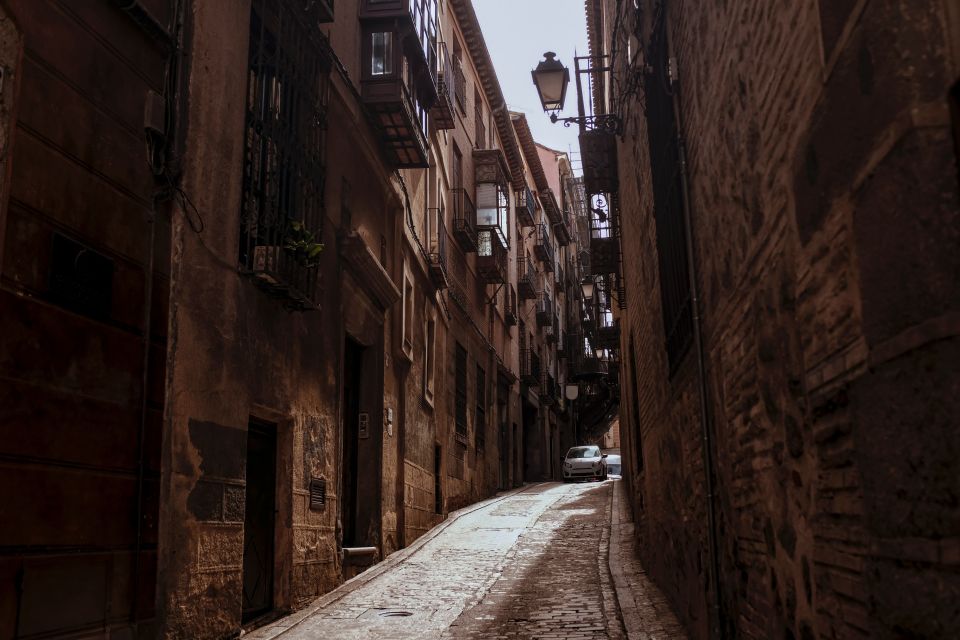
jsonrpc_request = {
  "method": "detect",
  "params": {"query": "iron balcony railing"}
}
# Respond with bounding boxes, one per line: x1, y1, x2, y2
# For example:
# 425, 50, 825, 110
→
476, 229, 507, 283
536, 291, 553, 327
427, 211, 448, 288
505, 284, 518, 325
450, 187, 477, 252
453, 60, 466, 113
516, 186, 536, 227
517, 256, 537, 300
535, 223, 555, 272
431, 41, 455, 129
520, 348, 541, 385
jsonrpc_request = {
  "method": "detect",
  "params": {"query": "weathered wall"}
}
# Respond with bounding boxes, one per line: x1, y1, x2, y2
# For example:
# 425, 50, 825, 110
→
157, 0, 401, 636
0, 1, 171, 636
609, 0, 960, 638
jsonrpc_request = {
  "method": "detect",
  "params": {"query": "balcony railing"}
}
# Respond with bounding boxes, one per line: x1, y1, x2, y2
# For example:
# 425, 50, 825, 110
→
431, 42, 455, 129
516, 186, 536, 227
505, 284, 518, 326
536, 292, 553, 327
520, 348, 541, 385
517, 256, 537, 300
475, 102, 486, 149
450, 187, 477, 252
477, 229, 507, 284
554, 209, 572, 246
453, 60, 466, 113
427, 211, 448, 289
534, 224, 555, 273
540, 372, 558, 405
540, 187, 562, 225
596, 319, 621, 349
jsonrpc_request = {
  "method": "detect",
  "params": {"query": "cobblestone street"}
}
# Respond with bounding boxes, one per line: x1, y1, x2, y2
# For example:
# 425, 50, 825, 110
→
247, 481, 685, 639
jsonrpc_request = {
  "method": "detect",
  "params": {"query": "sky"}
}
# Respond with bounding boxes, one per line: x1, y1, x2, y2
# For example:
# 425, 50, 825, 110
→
473, 0, 590, 173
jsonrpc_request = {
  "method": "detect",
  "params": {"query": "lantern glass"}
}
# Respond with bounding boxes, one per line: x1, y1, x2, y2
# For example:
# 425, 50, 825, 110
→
580, 277, 595, 300
531, 52, 570, 112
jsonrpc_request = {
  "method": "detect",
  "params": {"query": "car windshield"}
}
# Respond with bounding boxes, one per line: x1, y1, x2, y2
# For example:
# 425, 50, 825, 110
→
566, 447, 599, 459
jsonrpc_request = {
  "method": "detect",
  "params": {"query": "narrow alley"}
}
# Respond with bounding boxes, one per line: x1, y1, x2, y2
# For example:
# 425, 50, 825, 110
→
247, 481, 685, 640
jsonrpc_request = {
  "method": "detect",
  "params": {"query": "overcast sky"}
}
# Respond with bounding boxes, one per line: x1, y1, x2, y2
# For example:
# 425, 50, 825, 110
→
473, 0, 590, 173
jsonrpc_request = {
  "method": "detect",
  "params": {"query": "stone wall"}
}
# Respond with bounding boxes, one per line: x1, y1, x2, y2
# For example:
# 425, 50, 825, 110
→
606, 0, 960, 638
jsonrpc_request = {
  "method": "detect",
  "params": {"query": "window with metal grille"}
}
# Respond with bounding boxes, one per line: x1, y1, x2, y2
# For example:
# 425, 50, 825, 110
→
455, 342, 468, 435
644, 12, 693, 371
475, 365, 486, 451
239, 0, 331, 308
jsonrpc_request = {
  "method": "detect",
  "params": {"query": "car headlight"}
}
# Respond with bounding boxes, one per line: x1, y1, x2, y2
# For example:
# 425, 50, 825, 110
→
564, 461, 572, 468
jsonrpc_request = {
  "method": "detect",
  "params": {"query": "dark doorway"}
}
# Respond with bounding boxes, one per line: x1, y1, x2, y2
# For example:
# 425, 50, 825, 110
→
522, 405, 539, 481
512, 423, 520, 486
342, 338, 364, 547
434, 445, 443, 514
242, 419, 277, 622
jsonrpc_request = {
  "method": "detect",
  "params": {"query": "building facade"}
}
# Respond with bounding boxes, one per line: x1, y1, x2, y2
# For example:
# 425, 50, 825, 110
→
586, 0, 960, 638
0, 1, 593, 637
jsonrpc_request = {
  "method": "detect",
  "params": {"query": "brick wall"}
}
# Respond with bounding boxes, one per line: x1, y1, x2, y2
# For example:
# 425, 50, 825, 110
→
605, 0, 960, 638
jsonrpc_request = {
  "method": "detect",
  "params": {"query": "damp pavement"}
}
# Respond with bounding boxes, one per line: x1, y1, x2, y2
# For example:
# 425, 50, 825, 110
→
246, 480, 687, 640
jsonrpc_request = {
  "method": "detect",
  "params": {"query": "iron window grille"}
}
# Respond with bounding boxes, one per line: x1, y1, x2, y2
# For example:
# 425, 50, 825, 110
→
239, 0, 331, 310
645, 11, 693, 369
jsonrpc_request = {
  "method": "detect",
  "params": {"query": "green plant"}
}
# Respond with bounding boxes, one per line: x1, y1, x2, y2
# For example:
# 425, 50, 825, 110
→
283, 220, 324, 268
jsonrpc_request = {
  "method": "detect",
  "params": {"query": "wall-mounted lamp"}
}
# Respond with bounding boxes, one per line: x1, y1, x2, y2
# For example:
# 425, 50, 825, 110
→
531, 52, 622, 135
580, 276, 595, 300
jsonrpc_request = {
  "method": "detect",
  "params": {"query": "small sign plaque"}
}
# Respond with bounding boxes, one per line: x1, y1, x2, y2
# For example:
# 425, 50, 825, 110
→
359, 412, 369, 439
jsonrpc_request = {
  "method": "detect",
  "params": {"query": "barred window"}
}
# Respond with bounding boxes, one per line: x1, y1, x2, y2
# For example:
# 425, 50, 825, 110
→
239, 0, 331, 309
645, 13, 693, 370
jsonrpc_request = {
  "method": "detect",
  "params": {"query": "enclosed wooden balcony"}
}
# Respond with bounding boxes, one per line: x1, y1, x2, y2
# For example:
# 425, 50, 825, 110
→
534, 224, 555, 273
450, 187, 477, 252
517, 256, 537, 300
360, 0, 438, 83
516, 186, 536, 227
427, 211, 449, 289
477, 230, 508, 284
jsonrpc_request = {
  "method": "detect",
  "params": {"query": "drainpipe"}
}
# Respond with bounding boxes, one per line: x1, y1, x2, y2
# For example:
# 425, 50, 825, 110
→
668, 38, 726, 640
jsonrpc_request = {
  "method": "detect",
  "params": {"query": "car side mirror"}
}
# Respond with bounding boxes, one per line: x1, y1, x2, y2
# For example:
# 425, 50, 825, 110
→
602, 454, 608, 458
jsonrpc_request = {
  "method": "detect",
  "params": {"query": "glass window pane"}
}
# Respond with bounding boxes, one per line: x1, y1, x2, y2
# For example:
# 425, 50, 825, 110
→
372, 32, 393, 76
476, 183, 499, 227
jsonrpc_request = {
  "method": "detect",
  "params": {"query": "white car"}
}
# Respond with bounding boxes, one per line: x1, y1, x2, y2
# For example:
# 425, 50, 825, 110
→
562, 446, 608, 482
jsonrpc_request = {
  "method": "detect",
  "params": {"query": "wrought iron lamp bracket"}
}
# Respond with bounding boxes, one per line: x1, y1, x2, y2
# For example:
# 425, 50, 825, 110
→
548, 112, 622, 136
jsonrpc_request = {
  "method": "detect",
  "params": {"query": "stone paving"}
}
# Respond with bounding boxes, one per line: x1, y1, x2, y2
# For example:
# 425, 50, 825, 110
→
247, 480, 687, 640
